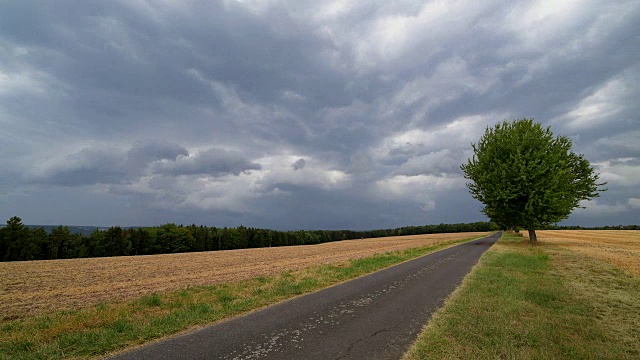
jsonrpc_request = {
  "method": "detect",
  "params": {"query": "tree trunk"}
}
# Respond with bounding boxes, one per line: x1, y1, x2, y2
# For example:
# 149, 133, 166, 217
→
528, 228, 537, 243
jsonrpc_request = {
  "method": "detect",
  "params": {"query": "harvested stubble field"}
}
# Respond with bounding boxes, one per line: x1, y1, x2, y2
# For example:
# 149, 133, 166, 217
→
537, 230, 640, 275
0, 232, 488, 321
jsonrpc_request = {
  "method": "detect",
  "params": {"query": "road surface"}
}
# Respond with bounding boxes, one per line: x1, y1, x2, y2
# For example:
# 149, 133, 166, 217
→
111, 232, 500, 360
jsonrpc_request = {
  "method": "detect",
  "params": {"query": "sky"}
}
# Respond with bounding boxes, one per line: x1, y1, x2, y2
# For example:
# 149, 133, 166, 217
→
1, 0, 639, 230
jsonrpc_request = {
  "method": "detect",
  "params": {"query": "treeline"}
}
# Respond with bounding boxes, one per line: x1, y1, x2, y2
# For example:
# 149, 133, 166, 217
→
0, 216, 495, 262
541, 224, 640, 230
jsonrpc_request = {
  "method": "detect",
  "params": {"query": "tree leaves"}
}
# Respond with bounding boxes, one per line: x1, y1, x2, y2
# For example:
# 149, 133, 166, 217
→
461, 119, 606, 236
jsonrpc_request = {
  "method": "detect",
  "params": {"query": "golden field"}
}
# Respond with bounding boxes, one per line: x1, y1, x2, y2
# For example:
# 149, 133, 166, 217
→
0, 232, 488, 321
538, 230, 640, 356
537, 230, 640, 275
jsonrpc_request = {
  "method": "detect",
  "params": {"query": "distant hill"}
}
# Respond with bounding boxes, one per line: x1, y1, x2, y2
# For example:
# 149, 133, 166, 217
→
25, 225, 112, 236
0, 224, 139, 236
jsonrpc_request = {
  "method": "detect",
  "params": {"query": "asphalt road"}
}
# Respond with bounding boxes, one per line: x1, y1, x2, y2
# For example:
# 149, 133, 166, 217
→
110, 232, 500, 360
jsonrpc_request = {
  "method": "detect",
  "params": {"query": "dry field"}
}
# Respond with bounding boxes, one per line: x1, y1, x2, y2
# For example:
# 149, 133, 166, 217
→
0, 232, 488, 321
536, 230, 640, 356
537, 230, 640, 275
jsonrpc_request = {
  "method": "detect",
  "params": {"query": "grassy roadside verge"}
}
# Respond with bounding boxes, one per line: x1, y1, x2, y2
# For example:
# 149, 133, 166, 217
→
403, 232, 640, 359
0, 234, 487, 359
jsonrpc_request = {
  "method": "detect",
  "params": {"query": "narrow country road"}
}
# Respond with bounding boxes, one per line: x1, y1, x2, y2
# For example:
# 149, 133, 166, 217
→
110, 232, 500, 360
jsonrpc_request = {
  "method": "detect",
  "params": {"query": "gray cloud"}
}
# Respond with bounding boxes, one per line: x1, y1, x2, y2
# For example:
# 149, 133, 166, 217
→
394, 149, 466, 177
30, 147, 129, 186
28, 142, 259, 186
1, 1, 639, 228
126, 141, 189, 173
291, 158, 306, 171
154, 148, 262, 176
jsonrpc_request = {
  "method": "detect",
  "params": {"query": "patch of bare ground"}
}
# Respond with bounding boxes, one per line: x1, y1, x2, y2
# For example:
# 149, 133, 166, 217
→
0, 232, 488, 320
537, 230, 640, 276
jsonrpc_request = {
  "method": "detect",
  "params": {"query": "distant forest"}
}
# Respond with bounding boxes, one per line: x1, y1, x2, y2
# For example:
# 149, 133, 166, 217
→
1, 216, 638, 262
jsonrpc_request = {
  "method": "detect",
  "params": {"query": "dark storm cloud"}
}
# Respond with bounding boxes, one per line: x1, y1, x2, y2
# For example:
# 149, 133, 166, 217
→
1, 1, 639, 228
0, 1, 349, 134
154, 148, 262, 176
31, 147, 129, 186
127, 141, 189, 167
29, 142, 260, 186
291, 158, 306, 171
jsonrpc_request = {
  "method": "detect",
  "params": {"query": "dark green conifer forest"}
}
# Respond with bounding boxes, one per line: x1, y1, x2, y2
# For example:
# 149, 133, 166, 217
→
1, 216, 636, 262
0, 216, 498, 262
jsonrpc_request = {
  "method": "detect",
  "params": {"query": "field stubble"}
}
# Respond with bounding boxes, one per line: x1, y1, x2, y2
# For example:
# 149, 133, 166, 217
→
0, 232, 488, 321
539, 230, 640, 356
537, 230, 640, 275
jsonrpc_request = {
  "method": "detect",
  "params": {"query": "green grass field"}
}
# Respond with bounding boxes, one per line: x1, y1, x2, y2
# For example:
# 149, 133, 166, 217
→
403, 232, 640, 359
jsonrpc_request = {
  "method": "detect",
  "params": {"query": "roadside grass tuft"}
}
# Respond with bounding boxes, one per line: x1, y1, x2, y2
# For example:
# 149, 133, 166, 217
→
139, 294, 162, 307
403, 233, 640, 360
0, 235, 487, 360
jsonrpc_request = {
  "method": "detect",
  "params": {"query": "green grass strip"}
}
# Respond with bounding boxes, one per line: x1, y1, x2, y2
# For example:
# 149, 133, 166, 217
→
403, 233, 640, 360
0, 234, 487, 360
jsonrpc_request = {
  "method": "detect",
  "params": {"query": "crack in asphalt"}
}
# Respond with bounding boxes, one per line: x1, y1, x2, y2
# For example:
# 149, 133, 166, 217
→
225, 252, 463, 360
333, 320, 403, 360
227, 289, 389, 359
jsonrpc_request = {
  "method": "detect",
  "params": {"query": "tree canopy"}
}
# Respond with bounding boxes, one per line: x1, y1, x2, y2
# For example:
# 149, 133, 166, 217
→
461, 118, 606, 242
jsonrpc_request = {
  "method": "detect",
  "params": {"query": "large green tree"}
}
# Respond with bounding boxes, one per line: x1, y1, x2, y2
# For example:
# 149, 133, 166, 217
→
461, 118, 606, 242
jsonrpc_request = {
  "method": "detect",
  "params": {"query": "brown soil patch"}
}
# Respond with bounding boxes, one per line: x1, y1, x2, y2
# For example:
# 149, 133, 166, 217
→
0, 232, 487, 320
537, 230, 640, 276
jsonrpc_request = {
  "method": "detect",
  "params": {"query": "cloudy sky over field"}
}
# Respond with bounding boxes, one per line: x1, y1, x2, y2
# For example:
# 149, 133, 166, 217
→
1, 0, 639, 229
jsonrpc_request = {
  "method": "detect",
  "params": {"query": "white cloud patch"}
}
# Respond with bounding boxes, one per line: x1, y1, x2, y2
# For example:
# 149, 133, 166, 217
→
505, 0, 594, 52
255, 155, 351, 192
575, 199, 631, 216
593, 158, 640, 187
562, 75, 637, 130
384, 58, 501, 124
103, 153, 353, 214
503, 1, 639, 85
374, 173, 466, 212
110, 173, 261, 214
375, 114, 502, 164
376, 174, 466, 197
350, 0, 491, 71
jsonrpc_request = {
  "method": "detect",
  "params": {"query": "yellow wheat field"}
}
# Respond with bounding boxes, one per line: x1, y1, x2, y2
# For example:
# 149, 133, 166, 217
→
0, 232, 488, 321
537, 230, 640, 275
